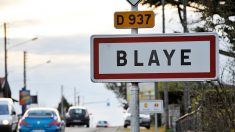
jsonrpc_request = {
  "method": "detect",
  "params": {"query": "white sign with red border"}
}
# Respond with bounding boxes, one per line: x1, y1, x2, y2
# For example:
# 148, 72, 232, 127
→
90, 33, 219, 82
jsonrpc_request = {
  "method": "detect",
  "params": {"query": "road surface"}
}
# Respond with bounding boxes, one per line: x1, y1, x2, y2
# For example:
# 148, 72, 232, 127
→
65, 126, 124, 132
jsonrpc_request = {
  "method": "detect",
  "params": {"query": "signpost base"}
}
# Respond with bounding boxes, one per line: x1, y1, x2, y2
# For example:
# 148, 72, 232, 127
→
131, 82, 139, 132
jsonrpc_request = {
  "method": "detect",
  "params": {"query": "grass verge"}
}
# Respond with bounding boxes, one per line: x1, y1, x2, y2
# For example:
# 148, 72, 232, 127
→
121, 126, 165, 132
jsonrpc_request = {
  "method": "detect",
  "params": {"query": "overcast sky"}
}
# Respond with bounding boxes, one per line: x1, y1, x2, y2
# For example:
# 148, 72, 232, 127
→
0, 0, 153, 126
0, 0, 228, 126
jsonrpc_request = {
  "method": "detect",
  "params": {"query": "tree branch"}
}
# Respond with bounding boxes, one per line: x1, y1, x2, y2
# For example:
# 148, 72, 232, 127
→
177, 3, 184, 28
219, 49, 235, 58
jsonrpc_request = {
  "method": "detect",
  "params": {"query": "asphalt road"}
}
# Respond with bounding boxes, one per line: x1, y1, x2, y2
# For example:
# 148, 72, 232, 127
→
65, 126, 124, 132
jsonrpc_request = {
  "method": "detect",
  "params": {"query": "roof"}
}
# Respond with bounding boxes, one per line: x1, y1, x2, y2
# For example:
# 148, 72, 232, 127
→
0, 98, 14, 104
68, 106, 87, 110
26, 107, 58, 112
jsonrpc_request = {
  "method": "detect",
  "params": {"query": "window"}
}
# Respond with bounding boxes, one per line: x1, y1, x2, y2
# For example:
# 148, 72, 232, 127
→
69, 108, 86, 115
27, 110, 55, 117
11, 106, 16, 115
0, 104, 9, 115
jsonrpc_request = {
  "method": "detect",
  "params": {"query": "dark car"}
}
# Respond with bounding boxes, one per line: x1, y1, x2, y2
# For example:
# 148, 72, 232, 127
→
65, 106, 90, 127
123, 109, 150, 129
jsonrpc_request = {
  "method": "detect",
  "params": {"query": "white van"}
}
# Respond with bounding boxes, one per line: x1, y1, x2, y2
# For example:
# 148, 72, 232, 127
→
0, 98, 18, 132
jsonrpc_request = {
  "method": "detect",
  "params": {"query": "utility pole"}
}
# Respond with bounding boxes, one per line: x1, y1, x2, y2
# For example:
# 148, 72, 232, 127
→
61, 85, 64, 118
4, 23, 7, 80
21, 51, 27, 115
77, 96, 80, 106
4, 23, 9, 97
74, 87, 76, 106
23, 51, 27, 89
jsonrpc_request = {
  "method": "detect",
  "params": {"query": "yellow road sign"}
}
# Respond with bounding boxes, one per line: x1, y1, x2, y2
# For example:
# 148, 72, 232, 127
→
114, 11, 155, 29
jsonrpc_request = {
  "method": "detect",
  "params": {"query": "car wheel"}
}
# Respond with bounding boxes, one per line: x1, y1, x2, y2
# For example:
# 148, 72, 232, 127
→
13, 124, 18, 132
145, 126, 150, 129
86, 124, 90, 128
8, 125, 14, 132
124, 124, 128, 128
66, 124, 70, 127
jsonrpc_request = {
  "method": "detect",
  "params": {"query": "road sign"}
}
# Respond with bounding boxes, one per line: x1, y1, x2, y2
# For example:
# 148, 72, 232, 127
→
114, 11, 155, 29
90, 33, 219, 82
127, 0, 141, 6
140, 100, 163, 114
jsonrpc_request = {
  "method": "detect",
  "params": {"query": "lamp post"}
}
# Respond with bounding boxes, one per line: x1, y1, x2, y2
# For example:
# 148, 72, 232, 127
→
23, 51, 27, 89
3, 23, 10, 98
3, 22, 37, 98
2, 22, 39, 113
21, 51, 51, 114
4, 23, 7, 81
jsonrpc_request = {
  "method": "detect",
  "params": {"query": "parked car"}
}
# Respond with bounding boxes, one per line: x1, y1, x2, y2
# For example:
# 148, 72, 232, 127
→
123, 109, 150, 129
96, 120, 109, 128
65, 106, 90, 127
18, 107, 65, 132
0, 98, 18, 132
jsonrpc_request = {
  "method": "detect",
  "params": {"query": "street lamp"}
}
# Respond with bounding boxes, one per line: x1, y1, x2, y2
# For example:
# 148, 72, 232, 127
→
8, 37, 38, 50
6, 37, 38, 77
28, 60, 51, 70
23, 51, 51, 88
3, 22, 38, 98
22, 51, 51, 114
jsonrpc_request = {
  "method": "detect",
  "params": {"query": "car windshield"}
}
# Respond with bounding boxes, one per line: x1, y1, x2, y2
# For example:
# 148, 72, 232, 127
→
27, 110, 55, 118
0, 104, 9, 115
99, 121, 107, 124
69, 108, 85, 115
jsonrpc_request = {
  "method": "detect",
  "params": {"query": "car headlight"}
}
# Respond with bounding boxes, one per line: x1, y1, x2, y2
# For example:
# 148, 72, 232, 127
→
2, 120, 9, 125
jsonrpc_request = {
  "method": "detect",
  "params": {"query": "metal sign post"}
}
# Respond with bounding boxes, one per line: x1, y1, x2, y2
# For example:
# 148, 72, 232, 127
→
130, 3, 139, 132
155, 82, 158, 132
131, 82, 139, 132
